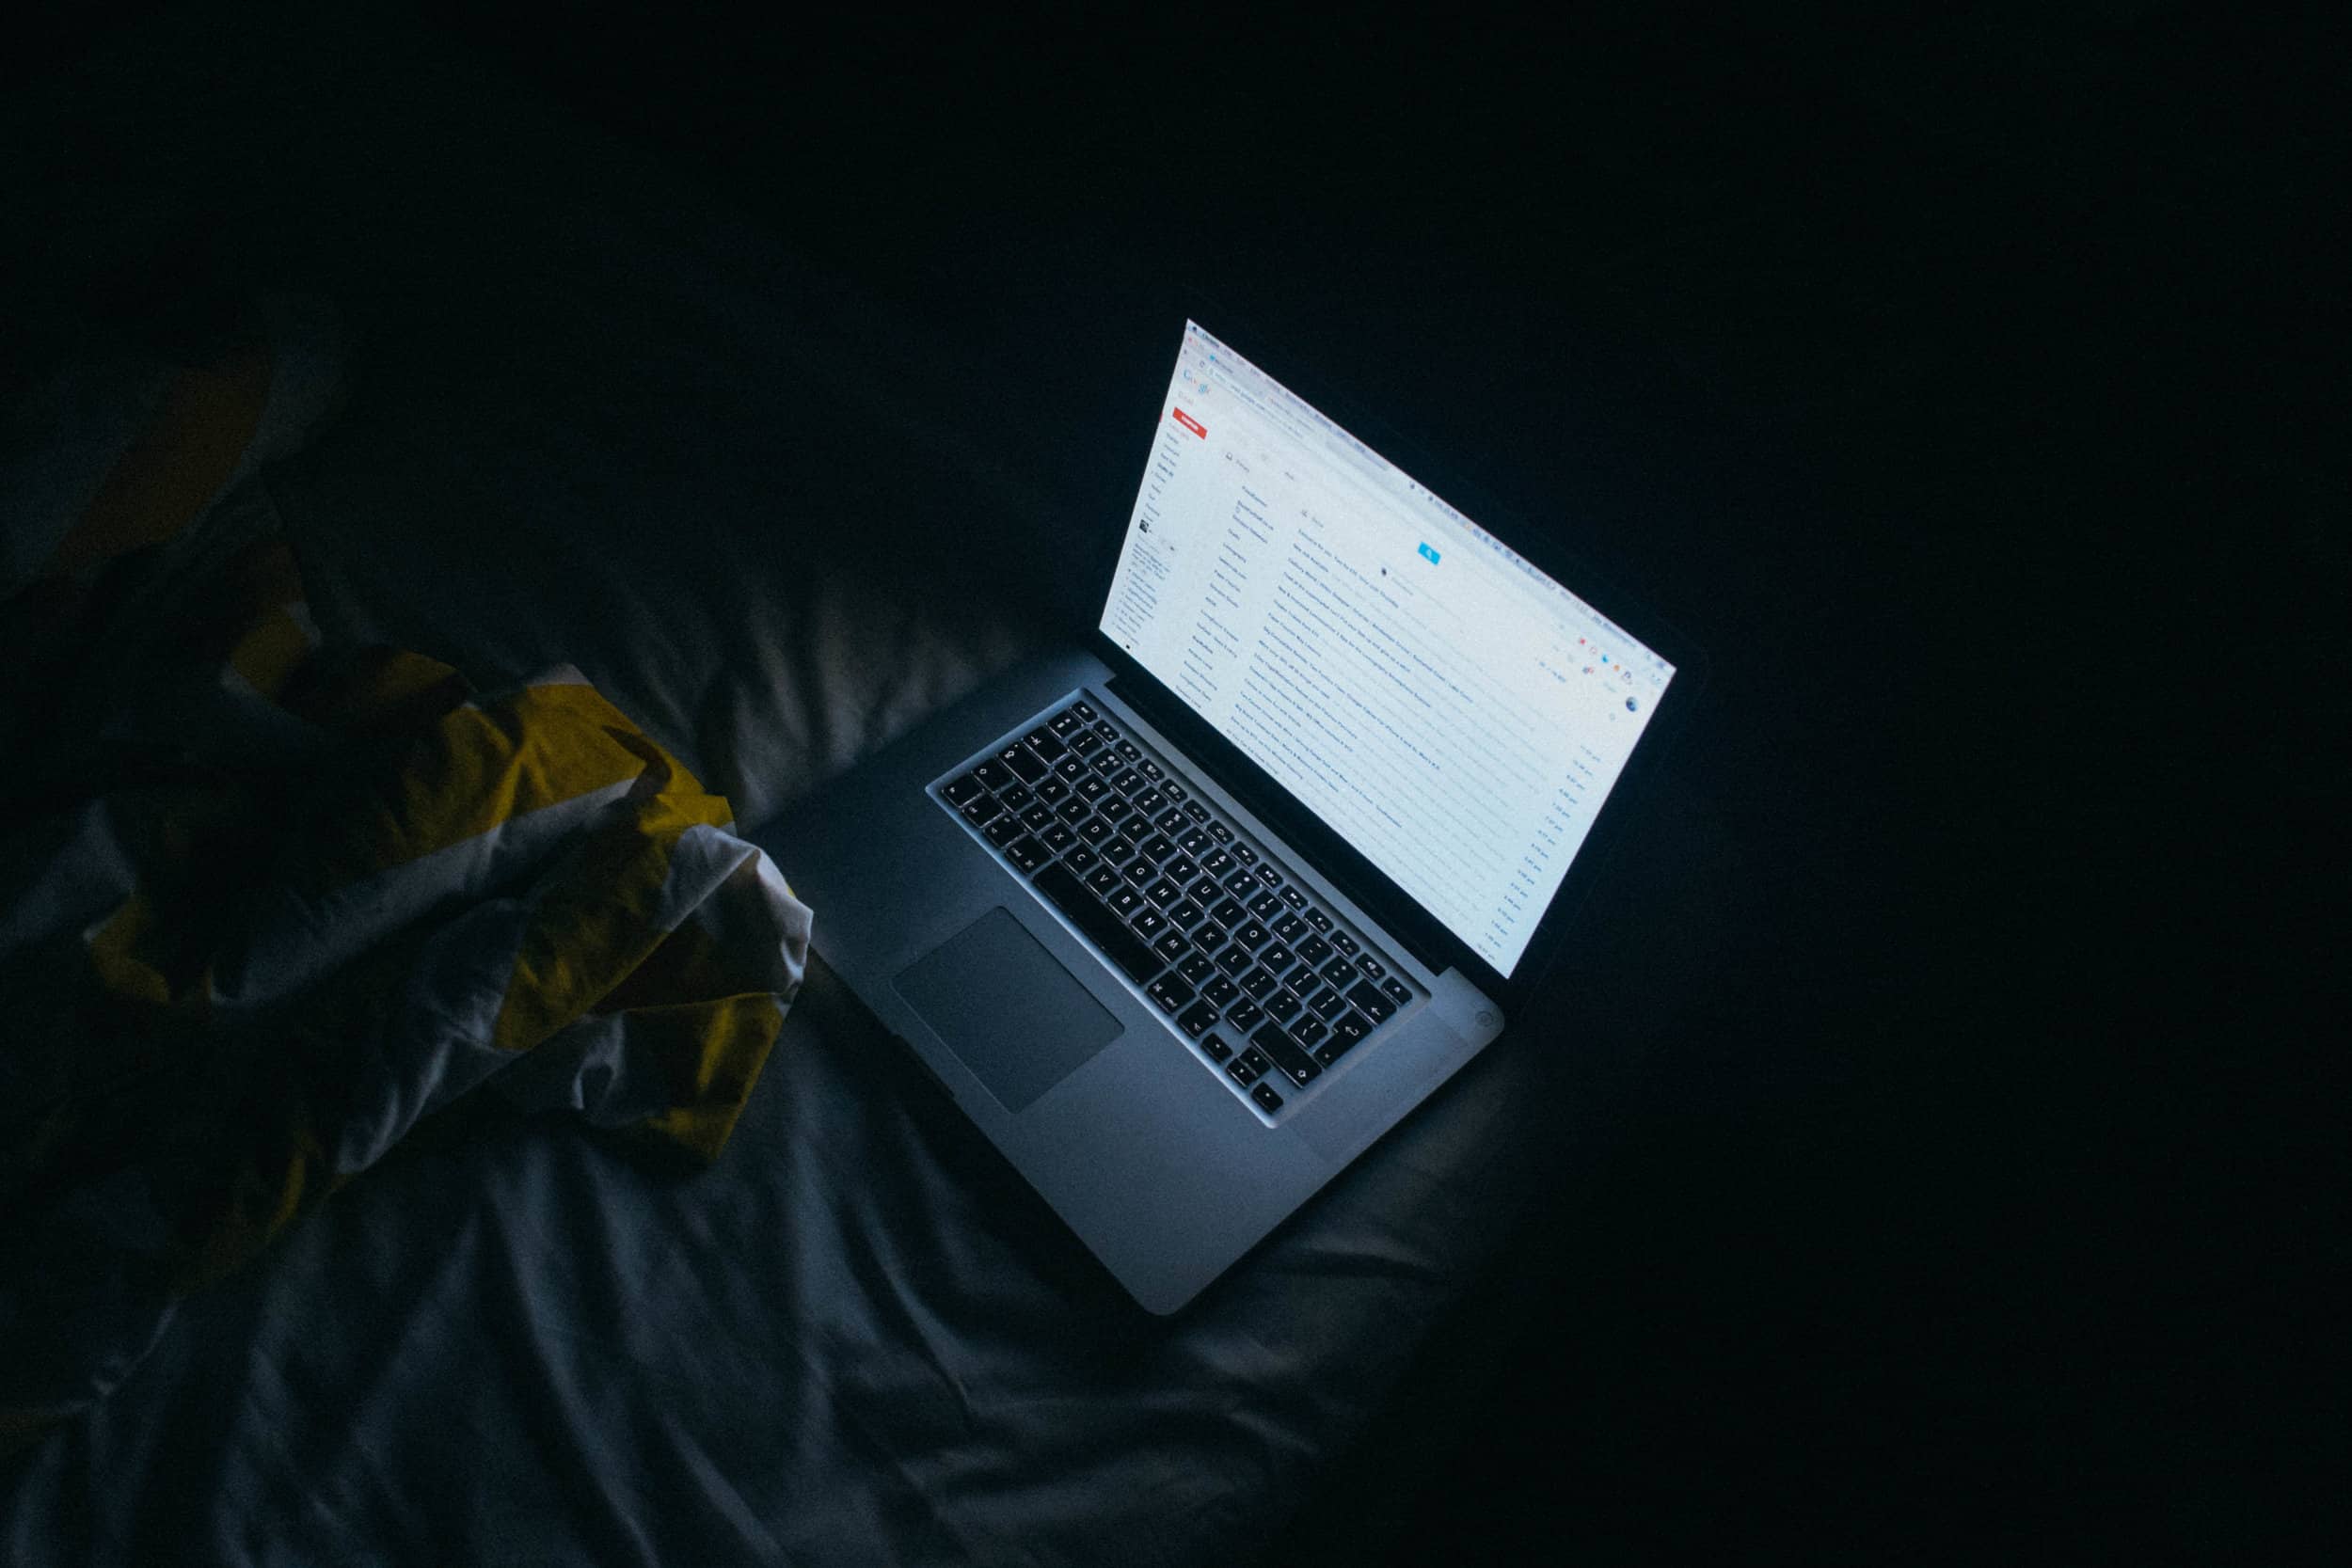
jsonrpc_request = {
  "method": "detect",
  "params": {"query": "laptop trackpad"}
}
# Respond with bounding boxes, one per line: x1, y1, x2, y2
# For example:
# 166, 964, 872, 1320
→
892, 906, 1122, 1114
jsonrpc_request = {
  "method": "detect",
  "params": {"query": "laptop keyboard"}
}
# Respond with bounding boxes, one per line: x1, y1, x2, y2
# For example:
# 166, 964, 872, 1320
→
933, 694, 1420, 1119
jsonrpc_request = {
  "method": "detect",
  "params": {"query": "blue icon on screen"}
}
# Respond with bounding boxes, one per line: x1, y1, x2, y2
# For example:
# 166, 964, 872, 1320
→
1627, 697, 1639, 712
1417, 543, 1440, 564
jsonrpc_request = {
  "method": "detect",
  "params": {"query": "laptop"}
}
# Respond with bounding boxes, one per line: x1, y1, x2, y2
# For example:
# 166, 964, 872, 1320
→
755, 303, 1701, 1312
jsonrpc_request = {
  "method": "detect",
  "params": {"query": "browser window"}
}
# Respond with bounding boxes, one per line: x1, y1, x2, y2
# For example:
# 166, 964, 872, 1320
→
1103, 322, 1674, 976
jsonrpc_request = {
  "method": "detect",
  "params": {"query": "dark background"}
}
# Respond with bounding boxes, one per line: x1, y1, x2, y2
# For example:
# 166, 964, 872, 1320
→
10, 3, 2334, 1558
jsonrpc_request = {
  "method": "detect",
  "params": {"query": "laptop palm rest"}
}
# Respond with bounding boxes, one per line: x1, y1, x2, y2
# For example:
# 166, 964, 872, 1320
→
892, 907, 1121, 1114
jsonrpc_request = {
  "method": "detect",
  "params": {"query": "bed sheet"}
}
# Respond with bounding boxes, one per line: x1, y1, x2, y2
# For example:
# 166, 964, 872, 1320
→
2, 10, 1560, 1564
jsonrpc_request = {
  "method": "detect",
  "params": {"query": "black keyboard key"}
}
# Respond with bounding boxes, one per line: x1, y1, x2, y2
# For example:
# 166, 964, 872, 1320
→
1294, 1017, 1329, 1050
1358, 955, 1389, 981
1111, 768, 1143, 794
1194, 920, 1229, 953
1210, 897, 1248, 927
1032, 860, 1162, 985
1004, 836, 1048, 872
1057, 799, 1090, 825
1024, 726, 1067, 761
972, 758, 1012, 791
1320, 957, 1359, 989
1272, 912, 1306, 943
1248, 892, 1282, 921
1041, 822, 1077, 852
1200, 848, 1235, 878
1381, 976, 1412, 1006
1177, 1000, 1219, 1038
960, 793, 1005, 826
1238, 966, 1279, 1000
1132, 907, 1168, 941
1092, 718, 1117, 739
1164, 781, 1188, 802
1251, 1022, 1321, 1086
1102, 835, 1137, 864
1091, 750, 1124, 778
998, 744, 1048, 784
1153, 806, 1187, 835
1279, 887, 1308, 911
1054, 755, 1089, 782
1346, 983, 1395, 1024
1079, 816, 1114, 845
1305, 908, 1334, 934
1227, 1053, 1263, 1086
1311, 1029, 1356, 1067
944, 773, 985, 806
1307, 987, 1347, 1020
1252, 1081, 1284, 1112
1107, 885, 1145, 918
984, 816, 1024, 847
1139, 835, 1177, 863
1178, 952, 1216, 984
1139, 759, 1164, 781
1184, 800, 1212, 825
1048, 707, 1083, 737
1203, 974, 1240, 1009
1257, 864, 1285, 889
1064, 846, 1100, 874
1037, 776, 1071, 804
1186, 876, 1223, 905
1259, 941, 1295, 975
1076, 773, 1110, 801
1146, 878, 1184, 908
1227, 997, 1266, 1032
1266, 988, 1305, 1023
1296, 934, 1333, 966
1098, 796, 1135, 824
1134, 789, 1168, 816
1073, 700, 1098, 721
1001, 782, 1036, 810
1177, 828, 1211, 856
1329, 930, 1360, 956
1200, 1031, 1232, 1062
1086, 864, 1121, 895
1146, 973, 1195, 1014
1223, 870, 1259, 897
1208, 821, 1234, 844
1232, 921, 1271, 950
1020, 803, 1055, 831
1232, 844, 1259, 866
1116, 740, 1142, 762
1213, 945, 1254, 978
1164, 854, 1198, 884
1331, 1009, 1373, 1048
1168, 899, 1204, 928
1070, 728, 1103, 755
1122, 858, 1157, 888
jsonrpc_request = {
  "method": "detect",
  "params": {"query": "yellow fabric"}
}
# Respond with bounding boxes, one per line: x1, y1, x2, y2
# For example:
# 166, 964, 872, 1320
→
621, 994, 788, 1164
44, 342, 276, 579
5, 335, 812, 1463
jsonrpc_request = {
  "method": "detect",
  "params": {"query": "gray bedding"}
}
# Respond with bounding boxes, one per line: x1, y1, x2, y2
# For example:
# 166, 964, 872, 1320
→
2, 12, 1556, 1563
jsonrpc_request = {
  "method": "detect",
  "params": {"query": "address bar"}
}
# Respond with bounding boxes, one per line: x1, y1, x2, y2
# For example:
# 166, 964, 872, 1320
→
1322, 433, 1406, 497
1207, 362, 1412, 513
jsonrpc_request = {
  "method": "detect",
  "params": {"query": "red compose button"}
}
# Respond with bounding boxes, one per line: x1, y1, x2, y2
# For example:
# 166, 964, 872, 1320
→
1172, 407, 1206, 438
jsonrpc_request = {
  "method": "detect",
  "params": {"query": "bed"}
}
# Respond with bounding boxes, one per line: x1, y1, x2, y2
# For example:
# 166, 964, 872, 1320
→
1, 12, 1595, 1563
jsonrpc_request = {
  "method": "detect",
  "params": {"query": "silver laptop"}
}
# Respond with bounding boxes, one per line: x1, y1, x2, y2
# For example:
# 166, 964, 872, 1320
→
756, 308, 1699, 1312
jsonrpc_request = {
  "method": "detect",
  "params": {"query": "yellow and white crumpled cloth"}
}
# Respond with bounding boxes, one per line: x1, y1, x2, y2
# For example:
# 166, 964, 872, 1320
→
0, 486, 810, 1456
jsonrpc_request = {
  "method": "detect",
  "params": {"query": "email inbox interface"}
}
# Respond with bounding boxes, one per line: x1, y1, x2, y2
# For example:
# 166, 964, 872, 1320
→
1104, 323, 1672, 978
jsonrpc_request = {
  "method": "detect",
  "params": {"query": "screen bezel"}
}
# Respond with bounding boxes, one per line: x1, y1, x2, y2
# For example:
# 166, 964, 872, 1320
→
1085, 291, 1708, 1013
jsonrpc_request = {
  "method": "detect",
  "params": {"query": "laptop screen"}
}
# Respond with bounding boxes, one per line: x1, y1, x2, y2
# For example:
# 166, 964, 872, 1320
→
1101, 322, 1676, 979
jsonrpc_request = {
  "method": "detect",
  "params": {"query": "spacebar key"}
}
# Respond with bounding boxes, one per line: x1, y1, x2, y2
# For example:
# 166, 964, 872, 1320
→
1032, 860, 1162, 984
